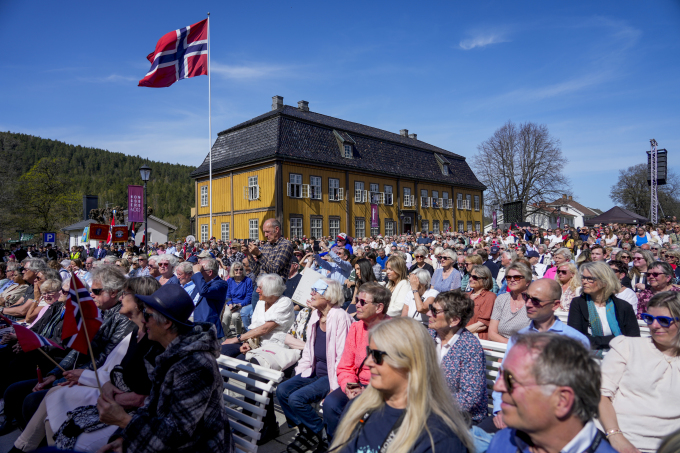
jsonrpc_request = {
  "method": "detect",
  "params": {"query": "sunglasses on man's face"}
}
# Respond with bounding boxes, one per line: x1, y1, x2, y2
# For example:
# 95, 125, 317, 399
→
640, 313, 679, 328
91, 288, 104, 295
366, 346, 388, 366
646, 272, 668, 279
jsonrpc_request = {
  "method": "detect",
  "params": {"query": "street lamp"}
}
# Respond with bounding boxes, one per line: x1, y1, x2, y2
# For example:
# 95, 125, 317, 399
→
139, 165, 151, 252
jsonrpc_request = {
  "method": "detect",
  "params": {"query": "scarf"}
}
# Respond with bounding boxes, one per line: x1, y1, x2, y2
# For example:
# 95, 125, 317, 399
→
586, 295, 621, 354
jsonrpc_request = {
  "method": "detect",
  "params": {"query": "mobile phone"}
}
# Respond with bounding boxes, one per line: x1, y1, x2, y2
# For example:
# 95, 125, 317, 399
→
313, 241, 320, 253
346, 382, 361, 390
243, 239, 250, 246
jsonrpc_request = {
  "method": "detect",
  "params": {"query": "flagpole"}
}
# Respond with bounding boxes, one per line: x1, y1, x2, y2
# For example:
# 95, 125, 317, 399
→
207, 12, 213, 240
70, 274, 103, 392
36, 348, 66, 373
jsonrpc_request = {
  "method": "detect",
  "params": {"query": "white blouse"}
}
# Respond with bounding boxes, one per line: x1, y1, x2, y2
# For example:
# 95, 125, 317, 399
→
250, 296, 295, 347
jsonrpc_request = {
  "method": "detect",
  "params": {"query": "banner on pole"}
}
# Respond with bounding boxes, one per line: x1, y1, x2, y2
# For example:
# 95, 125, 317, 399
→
492, 211, 497, 229
371, 204, 379, 228
112, 226, 129, 243
81, 227, 89, 243
128, 185, 144, 223
88, 224, 110, 241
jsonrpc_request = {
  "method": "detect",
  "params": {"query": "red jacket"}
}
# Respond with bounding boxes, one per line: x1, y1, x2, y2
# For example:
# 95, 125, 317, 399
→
336, 316, 389, 394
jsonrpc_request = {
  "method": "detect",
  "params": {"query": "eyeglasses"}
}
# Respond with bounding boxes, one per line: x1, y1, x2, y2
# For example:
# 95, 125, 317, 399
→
506, 275, 525, 282
120, 290, 133, 298
61, 288, 69, 295
640, 313, 679, 327
356, 297, 377, 307
556, 270, 570, 276
91, 288, 104, 295
142, 307, 152, 322
439, 257, 452, 261
522, 293, 554, 307
470, 274, 481, 281
415, 255, 425, 258
647, 272, 668, 279
501, 367, 548, 394
366, 346, 388, 366
233, 269, 243, 273
621, 256, 631, 260
158, 263, 170, 267
581, 276, 598, 283
429, 304, 445, 316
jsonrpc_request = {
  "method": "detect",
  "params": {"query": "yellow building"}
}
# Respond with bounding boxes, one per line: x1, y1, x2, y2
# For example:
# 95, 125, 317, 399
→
191, 97, 486, 241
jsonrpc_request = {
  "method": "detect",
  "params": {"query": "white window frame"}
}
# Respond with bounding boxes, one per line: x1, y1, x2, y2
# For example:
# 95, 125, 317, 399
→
442, 164, 449, 175
245, 176, 260, 201
329, 219, 340, 238
443, 220, 450, 233
355, 218, 365, 238
310, 176, 322, 200
354, 182, 366, 203
403, 187, 412, 207
385, 220, 394, 237
466, 194, 472, 211
329, 178, 341, 201
200, 186, 208, 207
201, 224, 208, 242
343, 144, 352, 159
467, 221, 473, 233
474, 195, 480, 211
311, 218, 322, 238
432, 191, 439, 208
287, 174, 302, 198
249, 219, 259, 240
475, 221, 481, 233
221, 222, 230, 241
458, 221, 464, 233
421, 220, 429, 233
384, 185, 393, 206
290, 218, 303, 238
433, 220, 440, 234
369, 183, 380, 204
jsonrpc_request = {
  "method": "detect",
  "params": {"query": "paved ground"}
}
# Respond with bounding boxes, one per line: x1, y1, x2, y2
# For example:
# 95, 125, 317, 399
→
0, 413, 21, 452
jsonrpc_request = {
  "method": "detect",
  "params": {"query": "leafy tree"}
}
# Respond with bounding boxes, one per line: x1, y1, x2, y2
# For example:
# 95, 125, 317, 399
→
19, 157, 81, 232
610, 163, 680, 218
471, 121, 571, 220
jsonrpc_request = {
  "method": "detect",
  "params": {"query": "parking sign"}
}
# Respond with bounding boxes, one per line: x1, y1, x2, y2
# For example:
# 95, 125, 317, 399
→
43, 232, 56, 245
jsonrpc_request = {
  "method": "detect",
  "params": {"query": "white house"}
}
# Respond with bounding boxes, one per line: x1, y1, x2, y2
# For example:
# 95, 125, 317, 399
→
61, 215, 178, 249
548, 195, 600, 228
526, 202, 576, 230
61, 219, 100, 249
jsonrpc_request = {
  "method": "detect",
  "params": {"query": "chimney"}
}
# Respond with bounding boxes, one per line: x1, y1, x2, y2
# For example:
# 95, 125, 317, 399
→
408, 133, 417, 140
539, 200, 546, 208
297, 100, 309, 112
272, 95, 284, 111
562, 194, 567, 200
400, 129, 408, 136
568, 195, 573, 201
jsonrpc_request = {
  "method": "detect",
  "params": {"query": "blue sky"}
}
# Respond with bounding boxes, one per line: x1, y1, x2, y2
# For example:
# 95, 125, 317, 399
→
2, 0, 679, 212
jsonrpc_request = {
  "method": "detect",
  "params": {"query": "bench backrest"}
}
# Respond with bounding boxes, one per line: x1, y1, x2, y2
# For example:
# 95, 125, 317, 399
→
216, 355, 285, 453
479, 339, 508, 414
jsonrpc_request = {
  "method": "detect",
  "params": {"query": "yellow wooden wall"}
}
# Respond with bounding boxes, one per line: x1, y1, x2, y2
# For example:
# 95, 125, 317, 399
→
349, 173, 400, 236
417, 182, 455, 229
454, 188, 484, 230
196, 174, 232, 216
233, 166, 276, 211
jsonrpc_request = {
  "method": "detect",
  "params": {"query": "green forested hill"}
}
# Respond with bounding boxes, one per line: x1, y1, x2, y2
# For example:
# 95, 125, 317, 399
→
0, 131, 195, 238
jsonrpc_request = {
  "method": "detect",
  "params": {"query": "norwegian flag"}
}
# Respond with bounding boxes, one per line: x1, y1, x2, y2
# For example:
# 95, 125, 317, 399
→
139, 19, 208, 88
129, 222, 136, 241
62, 275, 102, 355
0, 315, 63, 352
106, 213, 116, 246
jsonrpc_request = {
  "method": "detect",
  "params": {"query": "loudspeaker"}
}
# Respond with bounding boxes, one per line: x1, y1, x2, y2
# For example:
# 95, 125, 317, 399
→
647, 149, 668, 186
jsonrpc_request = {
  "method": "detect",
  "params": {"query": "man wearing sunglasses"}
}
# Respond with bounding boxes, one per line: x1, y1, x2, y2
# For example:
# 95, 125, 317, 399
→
486, 332, 615, 453
322, 282, 391, 442
480, 279, 589, 434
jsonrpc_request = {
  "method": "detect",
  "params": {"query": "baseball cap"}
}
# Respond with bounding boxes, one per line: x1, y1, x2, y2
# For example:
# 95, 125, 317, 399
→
490, 246, 500, 254
526, 250, 540, 258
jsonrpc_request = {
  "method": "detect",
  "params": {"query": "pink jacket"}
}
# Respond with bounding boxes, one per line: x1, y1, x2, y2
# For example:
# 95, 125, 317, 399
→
296, 307, 354, 391
336, 316, 390, 394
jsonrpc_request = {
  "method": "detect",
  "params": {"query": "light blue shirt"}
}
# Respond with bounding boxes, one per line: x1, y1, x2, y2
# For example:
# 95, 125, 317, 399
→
314, 249, 352, 284
492, 318, 590, 414
0, 280, 16, 294
181, 280, 196, 298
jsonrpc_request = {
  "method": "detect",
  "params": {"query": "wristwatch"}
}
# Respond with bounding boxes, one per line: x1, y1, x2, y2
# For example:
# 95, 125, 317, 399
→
412, 290, 419, 293
237, 334, 242, 343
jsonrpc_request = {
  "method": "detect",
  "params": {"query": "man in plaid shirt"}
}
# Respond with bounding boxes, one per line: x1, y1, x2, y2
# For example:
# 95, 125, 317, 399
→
244, 219, 294, 281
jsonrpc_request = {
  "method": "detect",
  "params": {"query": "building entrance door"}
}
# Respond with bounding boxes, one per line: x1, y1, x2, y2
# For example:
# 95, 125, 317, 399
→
402, 216, 412, 234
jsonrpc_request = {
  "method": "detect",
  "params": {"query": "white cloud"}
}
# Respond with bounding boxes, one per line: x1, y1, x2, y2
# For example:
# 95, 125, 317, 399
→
77, 74, 137, 83
210, 62, 292, 79
459, 34, 508, 50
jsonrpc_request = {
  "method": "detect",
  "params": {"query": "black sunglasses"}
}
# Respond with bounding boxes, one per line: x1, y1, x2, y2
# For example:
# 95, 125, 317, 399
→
429, 304, 445, 315
143, 307, 152, 322
91, 288, 104, 295
366, 346, 388, 366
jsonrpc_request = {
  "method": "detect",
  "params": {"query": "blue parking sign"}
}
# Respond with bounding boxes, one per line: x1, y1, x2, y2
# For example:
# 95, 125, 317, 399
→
43, 232, 56, 245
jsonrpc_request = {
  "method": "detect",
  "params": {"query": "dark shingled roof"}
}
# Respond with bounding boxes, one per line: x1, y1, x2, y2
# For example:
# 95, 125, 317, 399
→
191, 105, 486, 190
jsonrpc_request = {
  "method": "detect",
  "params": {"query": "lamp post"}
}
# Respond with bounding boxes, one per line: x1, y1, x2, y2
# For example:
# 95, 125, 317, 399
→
139, 165, 151, 253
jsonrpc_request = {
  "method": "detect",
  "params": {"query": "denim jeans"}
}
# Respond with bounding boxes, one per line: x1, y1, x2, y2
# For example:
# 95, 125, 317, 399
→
240, 304, 254, 331
276, 374, 330, 434
322, 387, 350, 441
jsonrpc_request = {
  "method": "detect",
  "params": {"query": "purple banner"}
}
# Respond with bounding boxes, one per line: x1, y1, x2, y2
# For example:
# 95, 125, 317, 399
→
492, 211, 497, 229
128, 185, 144, 223
556, 216, 561, 228
371, 204, 379, 228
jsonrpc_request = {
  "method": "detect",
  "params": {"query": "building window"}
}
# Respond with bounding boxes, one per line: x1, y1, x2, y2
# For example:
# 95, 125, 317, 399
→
467, 221, 473, 232
201, 224, 208, 242
443, 220, 450, 232
466, 194, 472, 211
200, 186, 208, 207
369, 183, 379, 204
404, 187, 412, 207
246, 176, 259, 201
355, 218, 366, 238
385, 219, 395, 237
370, 218, 380, 237
249, 219, 259, 240
384, 185, 393, 205
329, 219, 340, 238
311, 218, 322, 238
290, 218, 303, 238
329, 178, 341, 201
355, 182, 366, 203
309, 176, 322, 200
442, 164, 449, 175
344, 144, 352, 159
288, 174, 302, 198
443, 192, 451, 209
475, 221, 481, 233
432, 190, 439, 208
221, 223, 229, 241
474, 195, 480, 211
421, 189, 429, 208
458, 221, 464, 233
421, 220, 429, 233
433, 220, 440, 234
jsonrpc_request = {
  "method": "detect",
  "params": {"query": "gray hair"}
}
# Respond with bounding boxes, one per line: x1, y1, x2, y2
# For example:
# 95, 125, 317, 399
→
513, 332, 600, 423
506, 261, 532, 283
40, 279, 62, 293
102, 255, 118, 265
39, 269, 61, 282
649, 260, 675, 278
199, 257, 219, 274
147, 255, 160, 266
502, 250, 518, 263
175, 261, 193, 275
414, 246, 428, 257
265, 219, 282, 231
256, 273, 287, 298
411, 268, 432, 288
319, 278, 344, 306
538, 244, 547, 254
90, 265, 126, 292
60, 260, 71, 269
157, 254, 178, 270
440, 248, 458, 262
470, 265, 493, 291
553, 248, 573, 262
6, 262, 20, 272
24, 258, 48, 272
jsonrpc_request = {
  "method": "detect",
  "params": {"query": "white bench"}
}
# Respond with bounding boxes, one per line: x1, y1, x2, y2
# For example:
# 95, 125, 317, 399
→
555, 311, 650, 337
479, 339, 508, 415
216, 355, 285, 453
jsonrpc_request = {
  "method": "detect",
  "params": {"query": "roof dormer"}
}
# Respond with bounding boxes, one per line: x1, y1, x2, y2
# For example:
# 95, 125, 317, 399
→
434, 153, 451, 175
333, 130, 357, 159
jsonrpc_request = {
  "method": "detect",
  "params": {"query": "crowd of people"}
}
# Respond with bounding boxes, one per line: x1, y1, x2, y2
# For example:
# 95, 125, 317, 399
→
0, 218, 679, 452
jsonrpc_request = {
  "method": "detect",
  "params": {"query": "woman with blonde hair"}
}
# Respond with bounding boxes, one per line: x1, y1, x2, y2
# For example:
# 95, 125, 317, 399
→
329, 317, 472, 453
384, 254, 410, 317
554, 261, 580, 311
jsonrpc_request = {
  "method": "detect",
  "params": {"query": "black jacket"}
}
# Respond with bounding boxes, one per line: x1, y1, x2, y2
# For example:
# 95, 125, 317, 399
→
567, 295, 640, 350
409, 262, 435, 277
483, 260, 500, 280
